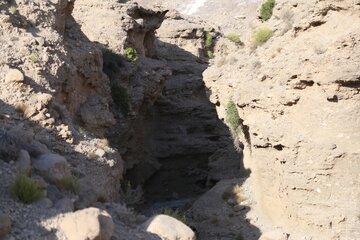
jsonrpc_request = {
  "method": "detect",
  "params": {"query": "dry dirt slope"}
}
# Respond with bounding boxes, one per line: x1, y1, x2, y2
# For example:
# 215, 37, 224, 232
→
202, 0, 360, 239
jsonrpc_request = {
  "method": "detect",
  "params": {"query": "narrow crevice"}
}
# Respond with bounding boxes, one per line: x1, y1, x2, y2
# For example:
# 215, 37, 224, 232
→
335, 78, 360, 88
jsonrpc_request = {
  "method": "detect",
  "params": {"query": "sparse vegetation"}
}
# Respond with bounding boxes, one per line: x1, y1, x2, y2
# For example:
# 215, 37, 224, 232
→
225, 32, 242, 44
29, 54, 39, 63
253, 27, 273, 46
260, 0, 275, 21
125, 47, 138, 62
204, 31, 213, 48
207, 50, 214, 58
9, 6, 17, 14
119, 179, 143, 205
159, 208, 187, 224
57, 175, 79, 193
111, 85, 130, 116
225, 100, 240, 133
204, 31, 214, 58
11, 172, 43, 204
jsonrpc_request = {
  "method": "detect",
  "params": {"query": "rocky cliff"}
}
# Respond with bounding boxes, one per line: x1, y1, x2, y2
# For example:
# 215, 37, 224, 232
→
202, 0, 360, 239
0, 0, 359, 239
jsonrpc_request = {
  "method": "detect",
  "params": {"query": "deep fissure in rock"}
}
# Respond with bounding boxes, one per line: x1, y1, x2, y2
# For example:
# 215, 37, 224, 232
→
123, 40, 242, 214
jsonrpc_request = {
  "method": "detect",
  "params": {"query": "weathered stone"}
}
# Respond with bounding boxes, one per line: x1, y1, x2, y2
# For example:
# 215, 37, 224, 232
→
59, 207, 114, 240
143, 214, 196, 240
5, 68, 24, 82
32, 153, 70, 183
16, 149, 31, 174
95, 148, 106, 158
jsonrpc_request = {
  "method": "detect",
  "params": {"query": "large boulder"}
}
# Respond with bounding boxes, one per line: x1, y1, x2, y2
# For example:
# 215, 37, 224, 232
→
58, 207, 114, 240
32, 153, 71, 183
143, 214, 196, 240
0, 212, 11, 238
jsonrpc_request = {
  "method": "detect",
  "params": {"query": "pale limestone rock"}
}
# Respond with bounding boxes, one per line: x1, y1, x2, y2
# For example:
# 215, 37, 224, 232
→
143, 214, 196, 240
59, 207, 114, 240
5, 68, 24, 82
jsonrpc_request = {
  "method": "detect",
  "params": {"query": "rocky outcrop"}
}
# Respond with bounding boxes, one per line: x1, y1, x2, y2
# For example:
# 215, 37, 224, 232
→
72, 0, 172, 172
203, 0, 360, 239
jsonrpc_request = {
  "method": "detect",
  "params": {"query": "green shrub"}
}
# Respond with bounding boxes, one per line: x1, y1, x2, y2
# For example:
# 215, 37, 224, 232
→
225, 33, 242, 44
11, 173, 43, 204
204, 31, 214, 58
260, 0, 275, 21
204, 31, 213, 48
225, 100, 240, 133
125, 47, 138, 62
111, 85, 130, 116
58, 175, 79, 193
29, 54, 39, 63
253, 28, 273, 46
9, 6, 17, 14
207, 50, 214, 58
159, 208, 187, 224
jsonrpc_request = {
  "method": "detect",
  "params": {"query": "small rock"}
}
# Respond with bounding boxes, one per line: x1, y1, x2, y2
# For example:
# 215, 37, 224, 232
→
95, 148, 106, 158
35, 198, 53, 209
233, 205, 246, 212
47, 185, 64, 202
32, 153, 70, 183
143, 214, 196, 240
0, 212, 11, 238
5, 68, 24, 82
33, 175, 48, 189
16, 149, 31, 174
26, 141, 51, 157
58, 207, 114, 240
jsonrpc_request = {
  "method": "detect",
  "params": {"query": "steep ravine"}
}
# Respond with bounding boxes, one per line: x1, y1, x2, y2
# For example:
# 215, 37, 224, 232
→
125, 12, 244, 214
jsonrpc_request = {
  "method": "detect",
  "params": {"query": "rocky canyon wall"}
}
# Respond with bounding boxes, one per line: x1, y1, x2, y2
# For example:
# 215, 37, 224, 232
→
203, 0, 360, 238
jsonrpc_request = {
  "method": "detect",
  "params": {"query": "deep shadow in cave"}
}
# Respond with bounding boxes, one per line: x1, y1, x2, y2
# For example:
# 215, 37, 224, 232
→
118, 37, 257, 237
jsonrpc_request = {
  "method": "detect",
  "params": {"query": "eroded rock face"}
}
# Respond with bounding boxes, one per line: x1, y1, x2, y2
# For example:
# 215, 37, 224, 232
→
203, 0, 360, 238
